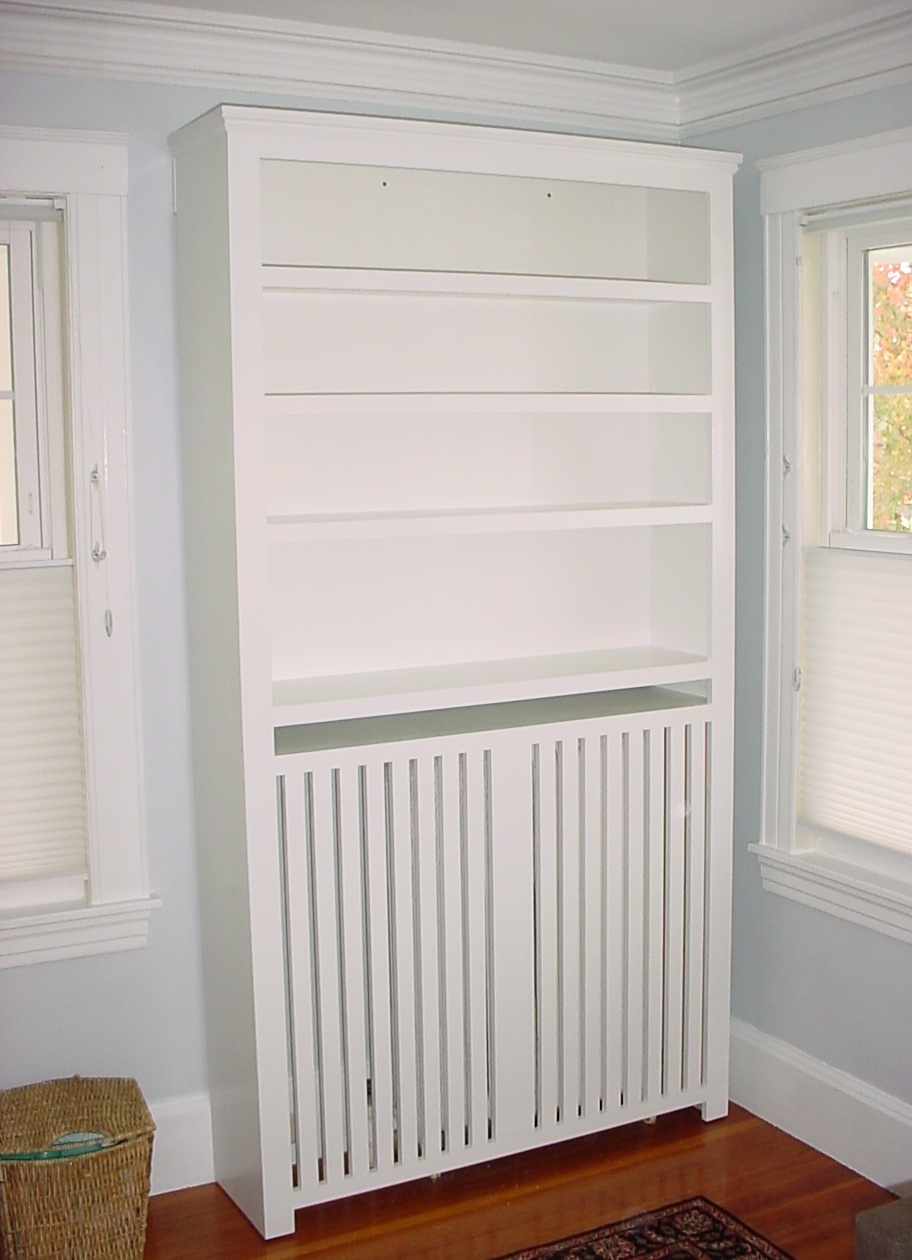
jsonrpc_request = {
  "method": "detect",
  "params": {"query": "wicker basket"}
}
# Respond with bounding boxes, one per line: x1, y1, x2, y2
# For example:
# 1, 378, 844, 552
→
0, 1077, 155, 1260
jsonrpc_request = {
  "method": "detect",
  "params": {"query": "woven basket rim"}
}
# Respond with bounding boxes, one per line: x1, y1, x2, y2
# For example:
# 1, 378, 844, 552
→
0, 1076, 155, 1158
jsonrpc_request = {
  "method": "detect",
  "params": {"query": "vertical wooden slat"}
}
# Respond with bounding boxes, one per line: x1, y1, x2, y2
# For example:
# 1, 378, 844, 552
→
364, 756, 395, 1174
489, 732, 535, 1146
684, 722, 707, 1094
337, 761, 371, 1182
581, 734, 604, 1120
561, 738, 582, 1125
389, 753, 419, 1165
309, 765, 346, 1185
604, 730, 626, 1116
465, 745, 490, 1148
414, 752, 443, 1167
536, 739, 559, 1129
664, 722, 686, 1099
279, 771, 319, 1191
440, 751, 466, 1150
624, 730, 645, 1109
645, 726, 666, 1108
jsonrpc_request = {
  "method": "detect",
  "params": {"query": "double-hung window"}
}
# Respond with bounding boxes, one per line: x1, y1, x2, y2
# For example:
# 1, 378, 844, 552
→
0, 127, 157, 966
757, 127, 912, 942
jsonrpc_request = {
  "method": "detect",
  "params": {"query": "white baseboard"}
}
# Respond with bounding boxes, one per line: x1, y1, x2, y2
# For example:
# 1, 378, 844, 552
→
146, 1034, 912, 1199
730, 1018, 912, 1190
148, 1091, 214, 1196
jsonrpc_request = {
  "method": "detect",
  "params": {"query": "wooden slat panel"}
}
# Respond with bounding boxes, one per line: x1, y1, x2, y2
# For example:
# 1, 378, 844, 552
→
684, 722, 708, 1094
580, 735, 603, 1121
624, 731, 645, 1109
363, 757, 395, 1174
664, 722, 686, 1099
414, 752, 444, 1167
561, 738, 583, 1125
388, 753, 418, 1166
308, 767, 347, 1185
337, 763, 371, 1183
604, 730, 626, 1116
644, 726, 666, 1107
279, 772, 320, 1191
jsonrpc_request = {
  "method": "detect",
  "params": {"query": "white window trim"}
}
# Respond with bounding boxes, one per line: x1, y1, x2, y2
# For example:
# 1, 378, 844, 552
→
756, 126, 912, 945
0, 126, 159, 967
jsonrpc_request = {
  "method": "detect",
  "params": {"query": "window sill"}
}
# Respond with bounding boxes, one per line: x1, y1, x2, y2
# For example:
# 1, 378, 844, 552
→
0, 896, 162, 968
750, 843, 912, 944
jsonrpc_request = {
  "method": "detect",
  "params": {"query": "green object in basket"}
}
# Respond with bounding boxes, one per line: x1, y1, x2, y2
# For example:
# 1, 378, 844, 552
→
0, 1130, 113, 1160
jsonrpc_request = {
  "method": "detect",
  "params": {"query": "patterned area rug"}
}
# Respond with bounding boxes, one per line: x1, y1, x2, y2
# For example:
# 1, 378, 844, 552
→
501, 1197, 795, 1259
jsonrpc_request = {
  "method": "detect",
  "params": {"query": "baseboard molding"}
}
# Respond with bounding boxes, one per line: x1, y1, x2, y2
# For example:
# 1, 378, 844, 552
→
730, 1018, 912, 1190
148, 1091, 214, 1196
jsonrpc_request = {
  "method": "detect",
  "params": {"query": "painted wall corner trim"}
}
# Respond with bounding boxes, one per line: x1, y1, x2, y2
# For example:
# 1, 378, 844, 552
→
730, 1017, 912, 1191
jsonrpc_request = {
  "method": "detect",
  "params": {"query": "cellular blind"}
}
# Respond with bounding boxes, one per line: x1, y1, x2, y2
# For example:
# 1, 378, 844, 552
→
0, 564, 88, 883
797, 547, 912, 855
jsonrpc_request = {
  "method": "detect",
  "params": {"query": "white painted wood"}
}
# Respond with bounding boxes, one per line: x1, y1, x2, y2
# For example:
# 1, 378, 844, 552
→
261, 162, 709, 282
684, 723, 708, 1094
758, 132, 912, 943
262, 292, 710, 395
0, 127, 153, 965
265, 411, 712, 521
9, 0, 912, 144
730, 1017, 912, 1191
148, 1092, 215, 1197
263, 266, 711, 303
171, 105, 735, 1237
581, 734, 604, 1120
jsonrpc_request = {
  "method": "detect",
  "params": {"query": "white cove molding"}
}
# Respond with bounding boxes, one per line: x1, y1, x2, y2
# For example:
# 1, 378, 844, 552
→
730, 1018, 912, 1191
2, 0, 912, 140
149, 1091, 214, 1196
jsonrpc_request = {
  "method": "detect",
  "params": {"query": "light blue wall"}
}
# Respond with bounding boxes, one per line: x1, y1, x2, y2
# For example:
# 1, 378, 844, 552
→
693, 84, 912, 1105
1, 62, 910, 1120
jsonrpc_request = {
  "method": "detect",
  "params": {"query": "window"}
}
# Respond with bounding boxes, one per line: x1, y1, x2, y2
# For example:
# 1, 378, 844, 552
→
0, 127, 158, 967
757, 127, 912, 943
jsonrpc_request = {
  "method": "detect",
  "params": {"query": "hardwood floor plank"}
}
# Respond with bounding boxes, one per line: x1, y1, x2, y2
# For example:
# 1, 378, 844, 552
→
144, 1106, 891, 1258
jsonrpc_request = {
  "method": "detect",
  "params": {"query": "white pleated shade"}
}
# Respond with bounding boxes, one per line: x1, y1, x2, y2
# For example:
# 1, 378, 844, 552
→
798, 546, 912, 854
0, 564, 88, 881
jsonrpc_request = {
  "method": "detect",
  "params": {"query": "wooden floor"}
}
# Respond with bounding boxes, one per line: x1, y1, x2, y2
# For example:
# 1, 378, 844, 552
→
144, 1105, 892, 1259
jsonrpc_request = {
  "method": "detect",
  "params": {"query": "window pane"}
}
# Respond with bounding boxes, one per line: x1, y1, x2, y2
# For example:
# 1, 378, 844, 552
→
866, 247, 912, 530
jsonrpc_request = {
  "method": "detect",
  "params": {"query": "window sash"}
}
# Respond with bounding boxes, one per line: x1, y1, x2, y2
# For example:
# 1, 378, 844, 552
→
759, 131, 912, 942
0, 127, 155, 966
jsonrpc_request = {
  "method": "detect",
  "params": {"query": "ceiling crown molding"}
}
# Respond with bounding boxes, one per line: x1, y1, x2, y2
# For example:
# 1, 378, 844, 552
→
676, 1, 912, 135
2, 0, 912, 141
0, 0, 677, 141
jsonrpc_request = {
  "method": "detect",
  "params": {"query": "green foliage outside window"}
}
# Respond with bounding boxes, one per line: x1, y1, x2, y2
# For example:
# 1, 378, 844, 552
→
869, 257, 912, 531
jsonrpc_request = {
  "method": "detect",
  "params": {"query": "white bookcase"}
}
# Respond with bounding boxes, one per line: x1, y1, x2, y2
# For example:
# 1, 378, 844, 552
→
171, 106, 739, 1239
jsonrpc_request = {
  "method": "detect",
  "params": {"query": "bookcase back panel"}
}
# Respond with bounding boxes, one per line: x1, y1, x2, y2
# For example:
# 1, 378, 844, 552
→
268, 526, 709, 682
262, 293, 711, 396
264, 412, 712, 517
261, 161, 710, 283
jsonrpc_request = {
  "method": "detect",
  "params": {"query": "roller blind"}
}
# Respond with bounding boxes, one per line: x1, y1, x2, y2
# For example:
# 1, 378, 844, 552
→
797, 547, 912, 855
0, 564, 88, 882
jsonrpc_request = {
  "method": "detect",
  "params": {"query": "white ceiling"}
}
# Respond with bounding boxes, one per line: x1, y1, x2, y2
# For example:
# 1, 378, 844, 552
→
132, 0, 902, 73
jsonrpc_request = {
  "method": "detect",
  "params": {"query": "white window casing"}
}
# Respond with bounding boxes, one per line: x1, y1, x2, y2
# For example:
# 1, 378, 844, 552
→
0, 127, 159, 967
757, 127, 912, 943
